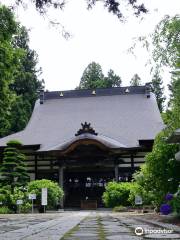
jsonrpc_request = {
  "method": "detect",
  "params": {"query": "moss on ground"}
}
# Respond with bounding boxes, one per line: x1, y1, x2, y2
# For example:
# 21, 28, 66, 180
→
60, 224, 80, 240
97, 216, 106, 240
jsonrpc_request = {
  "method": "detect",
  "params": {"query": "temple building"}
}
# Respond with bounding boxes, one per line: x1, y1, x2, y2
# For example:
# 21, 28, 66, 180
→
0, 85, 164, 208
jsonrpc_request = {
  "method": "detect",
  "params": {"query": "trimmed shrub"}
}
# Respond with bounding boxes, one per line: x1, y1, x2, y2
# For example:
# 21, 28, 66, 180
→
10, 186, 30, 213
0, 140, 29, 188
102, 182, 133, 207
0, 206, 12, 214
20, 202, 31, 213
128, 182, 155, 207
27, 179, 64, 209
0, 186, 31, 213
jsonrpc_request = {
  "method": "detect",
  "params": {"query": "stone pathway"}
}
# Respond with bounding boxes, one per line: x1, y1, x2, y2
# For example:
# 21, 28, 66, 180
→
0, 211, 180, 239
0, 212, 89, 240
60, 212, 180, 240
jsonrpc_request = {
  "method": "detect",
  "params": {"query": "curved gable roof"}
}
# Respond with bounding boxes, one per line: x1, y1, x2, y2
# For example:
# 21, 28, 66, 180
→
0, 86, 164, 150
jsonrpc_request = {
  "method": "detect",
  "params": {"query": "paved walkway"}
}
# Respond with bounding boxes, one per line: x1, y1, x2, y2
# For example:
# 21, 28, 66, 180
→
0, 212, 89, 240
0, 211, 179, 239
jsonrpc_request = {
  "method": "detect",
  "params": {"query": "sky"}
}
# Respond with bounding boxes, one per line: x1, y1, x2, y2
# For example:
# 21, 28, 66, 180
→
2, 0, 180, 91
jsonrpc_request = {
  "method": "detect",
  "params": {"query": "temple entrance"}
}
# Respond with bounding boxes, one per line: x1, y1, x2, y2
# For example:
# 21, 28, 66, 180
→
64, 168, 114, 208
36, 131, 140, 209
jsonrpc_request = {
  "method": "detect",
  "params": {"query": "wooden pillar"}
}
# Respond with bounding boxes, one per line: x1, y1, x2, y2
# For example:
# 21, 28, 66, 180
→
58, 165, 64, 188
131, 155, 134, 172
58, 165, 64, 208
35, 154, 38, 180
115, 165, 119, 182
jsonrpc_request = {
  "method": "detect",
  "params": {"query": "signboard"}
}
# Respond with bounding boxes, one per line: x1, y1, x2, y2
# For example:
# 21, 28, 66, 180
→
29, 194, 36, 200
41, 188, 47, 206
135, 195, 143, 205
16, 200, 23, 205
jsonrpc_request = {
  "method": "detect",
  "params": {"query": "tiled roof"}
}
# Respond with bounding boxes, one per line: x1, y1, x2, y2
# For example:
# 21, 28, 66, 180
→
0, 86, 164, 150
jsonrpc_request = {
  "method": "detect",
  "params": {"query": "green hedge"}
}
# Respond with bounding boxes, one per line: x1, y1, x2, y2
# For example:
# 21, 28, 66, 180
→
102, 182, 133, 207
0, 179, 64, 213
28, 179, 64, 209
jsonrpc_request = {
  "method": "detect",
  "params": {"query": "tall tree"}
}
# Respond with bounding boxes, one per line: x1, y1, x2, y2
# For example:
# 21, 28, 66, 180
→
78, 62, 104, 89
0, 5, 22, 137
10, 26, 44, 133
152, 15, 180, 69
151, 69, 166, 113
130, 73, 141, 86
152, 14, 180, 115
78, 62, 122, 89
105, 69, 122, 87
132, 15, 180, 208
0, 5, 44, 136
168, 57, 180, 129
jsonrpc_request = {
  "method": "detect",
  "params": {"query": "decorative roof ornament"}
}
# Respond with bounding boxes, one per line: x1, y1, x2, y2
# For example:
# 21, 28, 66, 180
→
125, 88, 130, 93
39, 89, 44, 104
145, 83, 151, 98
59, 92, 64, 97
75, 122, 98, 136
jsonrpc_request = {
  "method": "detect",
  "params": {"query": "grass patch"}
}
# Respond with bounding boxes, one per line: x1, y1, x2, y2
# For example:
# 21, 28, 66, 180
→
97, 217, 106, 240
60, 224, 80, 240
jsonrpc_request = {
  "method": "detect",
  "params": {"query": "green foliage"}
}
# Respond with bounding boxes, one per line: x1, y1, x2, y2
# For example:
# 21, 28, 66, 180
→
10, 186, 27, 205
0, 6, 21, 137
0, 5, 17, 41
130, 74, 141, 86
14, 0, 147, 19
113, 205, 127, 212
78, 62, 104, 89
0, 206, 12, 214
104, 69, 122, 87
0, 185, 31, 213
10, 186, 31, 213
9, 25, 44, 133
10, 97, 32, 133
133, 132, 180, 207
152, 15, 180, 68
102, 182, 133, 207
172, 185, 180, 215
7, 139, 23, 147
0, 185, 12, 207
130, 15, 180, 209
151, 69, 165, 113
168, 58, 180, 128
128, 181, 155, 207
20, 202, 32, 213
27, 179, 64, 208
152, 14, 180, 114
0, 140, 29, 188
0, 5, 44, 136
78, 62, 121, 89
